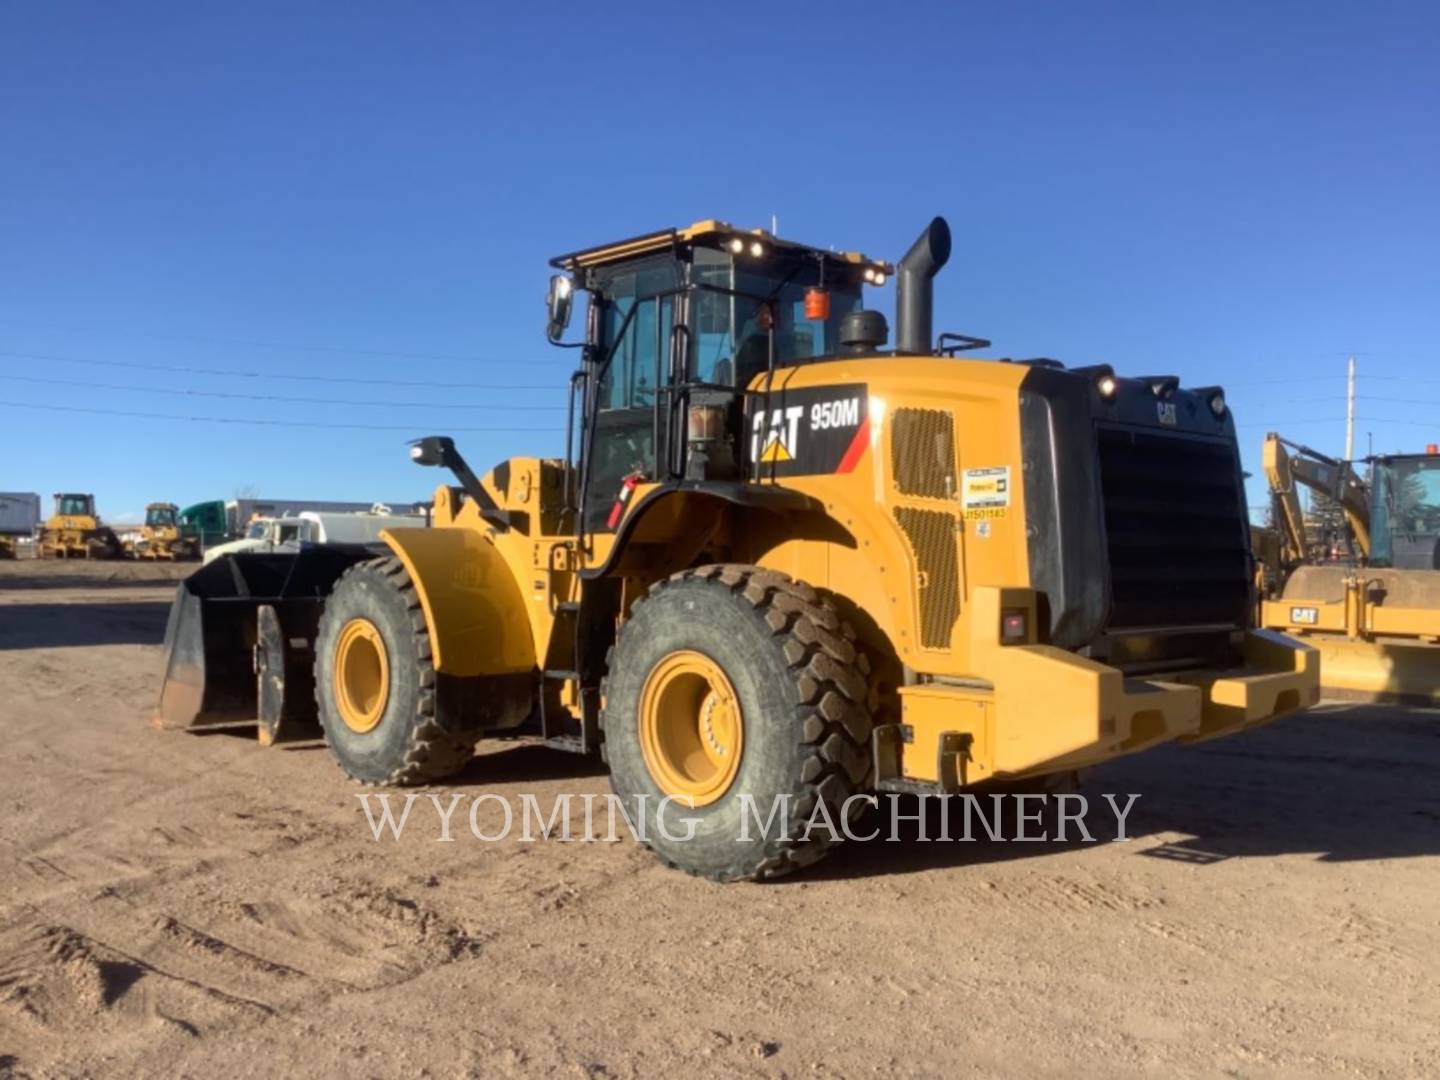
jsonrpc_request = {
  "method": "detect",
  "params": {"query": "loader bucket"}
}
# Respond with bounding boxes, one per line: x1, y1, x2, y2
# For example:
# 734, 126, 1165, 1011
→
156, 545, 373, 730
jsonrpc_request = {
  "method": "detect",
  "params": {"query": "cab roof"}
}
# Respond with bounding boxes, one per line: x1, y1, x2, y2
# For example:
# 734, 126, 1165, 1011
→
549, 219, 892, 274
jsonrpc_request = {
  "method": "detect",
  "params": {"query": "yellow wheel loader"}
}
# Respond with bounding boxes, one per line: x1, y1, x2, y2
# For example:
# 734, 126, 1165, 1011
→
1260, 433, 1440, 704
127, 502, 201, 560
37, 493, 123, 559
157, 217, 1317, 880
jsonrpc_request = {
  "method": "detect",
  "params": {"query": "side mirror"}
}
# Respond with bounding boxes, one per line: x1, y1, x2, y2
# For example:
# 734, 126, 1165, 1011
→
546, 274, 574, 343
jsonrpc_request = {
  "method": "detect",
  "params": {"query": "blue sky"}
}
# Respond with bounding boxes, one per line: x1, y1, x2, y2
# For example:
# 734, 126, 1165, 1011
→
1, 2, 1437, 522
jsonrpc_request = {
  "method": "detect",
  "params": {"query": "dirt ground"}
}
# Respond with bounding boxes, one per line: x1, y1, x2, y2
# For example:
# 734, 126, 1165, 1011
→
1, 558, 1437, 1078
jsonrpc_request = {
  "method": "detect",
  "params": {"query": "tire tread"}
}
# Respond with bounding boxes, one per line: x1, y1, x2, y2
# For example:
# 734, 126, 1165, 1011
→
316, 556, 473, 786
602, 563, 874, 882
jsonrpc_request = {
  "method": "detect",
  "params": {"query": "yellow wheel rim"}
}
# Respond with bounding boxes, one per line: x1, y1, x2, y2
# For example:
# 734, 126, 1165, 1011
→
334, 617, 390, 734
638, 650, 743, 807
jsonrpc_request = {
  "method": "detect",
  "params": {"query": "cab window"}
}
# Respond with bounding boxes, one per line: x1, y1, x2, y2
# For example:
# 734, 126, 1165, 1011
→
687, 251, 862, 388
595, 259, 677, 411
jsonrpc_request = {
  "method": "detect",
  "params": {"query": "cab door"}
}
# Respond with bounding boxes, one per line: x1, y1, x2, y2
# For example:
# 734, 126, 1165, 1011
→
582, 259, 679, 533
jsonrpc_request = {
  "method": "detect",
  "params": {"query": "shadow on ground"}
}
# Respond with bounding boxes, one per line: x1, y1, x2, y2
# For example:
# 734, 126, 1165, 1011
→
184, 731, 610, 783
0, 601, 171, 649
0, 574, 187, 592
455, 741, 610, 785
802, 704, 1440, 881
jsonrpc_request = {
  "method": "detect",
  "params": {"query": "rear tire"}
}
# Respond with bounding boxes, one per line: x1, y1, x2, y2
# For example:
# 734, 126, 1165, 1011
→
601, 565, 874, 881
314, 556, 476, 785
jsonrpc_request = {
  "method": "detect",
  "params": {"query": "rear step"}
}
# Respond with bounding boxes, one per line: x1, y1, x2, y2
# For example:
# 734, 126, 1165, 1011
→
540, 670, 599, 754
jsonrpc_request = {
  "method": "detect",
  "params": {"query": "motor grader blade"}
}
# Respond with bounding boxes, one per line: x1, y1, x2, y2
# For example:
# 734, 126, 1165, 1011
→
156, 546, 371, 732
1308, 635, 1440, 706
1265, 564, 1440, 705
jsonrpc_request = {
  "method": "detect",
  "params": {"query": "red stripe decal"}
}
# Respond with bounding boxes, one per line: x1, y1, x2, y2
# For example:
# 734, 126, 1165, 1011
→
836, 417, 871, 473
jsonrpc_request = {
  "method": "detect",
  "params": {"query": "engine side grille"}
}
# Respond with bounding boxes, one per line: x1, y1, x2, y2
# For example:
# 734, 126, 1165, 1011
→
892, 408, 956, 499
1096, 426, 1250, 629
894, 506, 960, 649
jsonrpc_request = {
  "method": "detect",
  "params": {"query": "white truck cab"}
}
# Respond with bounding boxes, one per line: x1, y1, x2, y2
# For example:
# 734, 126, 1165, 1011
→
202, 506, 424, 564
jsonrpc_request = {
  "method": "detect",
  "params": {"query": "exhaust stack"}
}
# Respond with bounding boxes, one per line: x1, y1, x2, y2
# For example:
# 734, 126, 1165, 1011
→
894, 216, 952, 356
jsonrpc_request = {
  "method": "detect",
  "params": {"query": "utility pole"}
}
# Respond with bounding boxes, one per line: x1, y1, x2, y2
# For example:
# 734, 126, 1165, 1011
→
1345, 355, 1356, 460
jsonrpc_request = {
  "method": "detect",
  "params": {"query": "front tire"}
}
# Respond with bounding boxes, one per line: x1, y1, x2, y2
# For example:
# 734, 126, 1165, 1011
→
601, 565, 874, 881
314, 557, 476, 785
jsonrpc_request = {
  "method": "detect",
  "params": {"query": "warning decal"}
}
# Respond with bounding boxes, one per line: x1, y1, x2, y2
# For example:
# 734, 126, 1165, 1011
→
961, 466, 1011, 520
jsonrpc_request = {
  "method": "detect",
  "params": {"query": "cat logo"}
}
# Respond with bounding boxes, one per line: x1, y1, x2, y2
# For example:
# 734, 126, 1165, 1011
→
745, 385, 869, 476
751, 405, 805, 463
1157, 401, 1178, 426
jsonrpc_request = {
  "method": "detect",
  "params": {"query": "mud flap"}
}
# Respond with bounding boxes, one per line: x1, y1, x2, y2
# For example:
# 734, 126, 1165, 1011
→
156, 545, 373, 731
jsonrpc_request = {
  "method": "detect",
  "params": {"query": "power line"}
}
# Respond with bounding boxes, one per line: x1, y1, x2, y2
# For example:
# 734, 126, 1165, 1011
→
1238, 395, 1440, 410
1236, 416, 1440, 429
0, 400, 553, 433
6, 372, 567, 411
0, 323, 565, 365
0, 349, 560, 390
1235, 417, 1349, 428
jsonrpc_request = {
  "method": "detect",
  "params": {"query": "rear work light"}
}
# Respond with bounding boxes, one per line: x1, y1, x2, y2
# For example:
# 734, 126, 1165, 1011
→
1000, 609, 1028, 644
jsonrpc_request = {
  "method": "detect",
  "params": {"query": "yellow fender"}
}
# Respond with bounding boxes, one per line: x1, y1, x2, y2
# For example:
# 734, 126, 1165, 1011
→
379, 527, 535, 677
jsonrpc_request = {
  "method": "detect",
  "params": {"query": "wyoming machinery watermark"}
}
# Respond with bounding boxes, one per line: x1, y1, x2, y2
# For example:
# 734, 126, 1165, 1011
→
354, 791, 1142, 845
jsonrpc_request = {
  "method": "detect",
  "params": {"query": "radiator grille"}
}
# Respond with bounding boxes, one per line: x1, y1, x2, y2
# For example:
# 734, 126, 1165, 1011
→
892, 408, 956, 499
1096, 427, 1250, 629
894, 506, 960, 649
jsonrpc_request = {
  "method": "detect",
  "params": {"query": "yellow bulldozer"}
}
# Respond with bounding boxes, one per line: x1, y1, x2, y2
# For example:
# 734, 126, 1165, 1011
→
1260, 433, 1440, 703
37, 493, 123, 559
127, 502, 201, 560
157, 217, 1317, 880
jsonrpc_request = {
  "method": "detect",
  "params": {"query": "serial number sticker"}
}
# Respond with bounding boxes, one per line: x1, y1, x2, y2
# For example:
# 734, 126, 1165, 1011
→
1290, 606, 1320, 625
962, 466, 1011, 516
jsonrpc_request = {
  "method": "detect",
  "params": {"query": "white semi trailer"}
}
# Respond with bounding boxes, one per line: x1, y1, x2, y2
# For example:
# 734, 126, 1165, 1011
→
0, 492, 41, 557
0, 492, 41, 535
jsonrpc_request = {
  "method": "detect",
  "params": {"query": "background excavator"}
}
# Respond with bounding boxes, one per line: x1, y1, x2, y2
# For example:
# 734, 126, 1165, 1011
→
1260, 432, 1440, 703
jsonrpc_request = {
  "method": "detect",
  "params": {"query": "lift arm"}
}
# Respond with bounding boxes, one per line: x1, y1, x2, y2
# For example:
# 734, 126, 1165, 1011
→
1262, 433, 1372, 564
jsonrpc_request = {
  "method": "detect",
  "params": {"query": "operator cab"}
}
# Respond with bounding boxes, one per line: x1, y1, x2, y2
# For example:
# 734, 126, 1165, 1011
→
55, 493, 95, 518
547, 221, 893, 532
1370, 450, 1440, 569
146, 504, 178, 528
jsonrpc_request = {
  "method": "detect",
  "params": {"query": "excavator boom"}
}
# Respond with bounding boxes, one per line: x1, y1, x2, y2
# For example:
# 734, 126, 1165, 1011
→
1262, 433, 1371, 564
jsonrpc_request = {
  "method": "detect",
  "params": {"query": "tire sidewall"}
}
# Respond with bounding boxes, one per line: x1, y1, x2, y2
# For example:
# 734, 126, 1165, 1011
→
315, 563, 424, 783
602, 578, 817, 877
